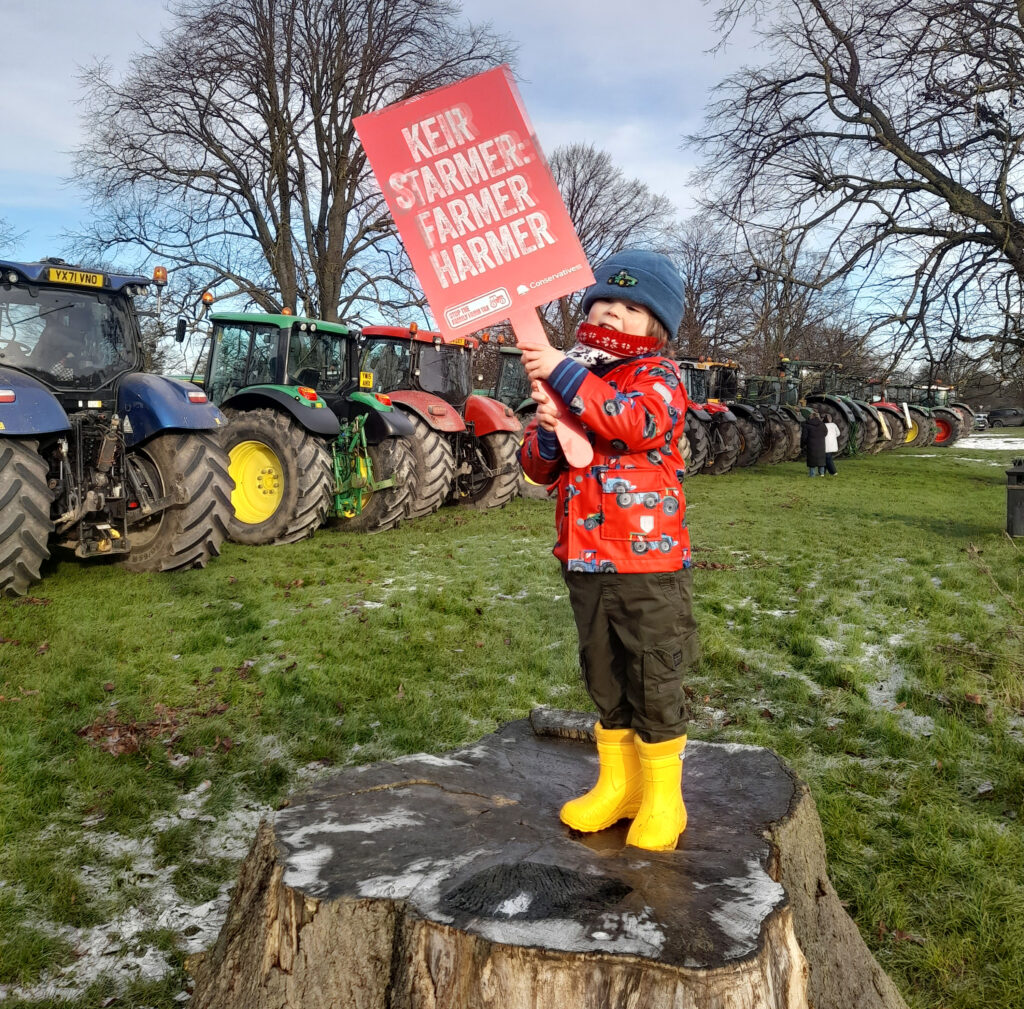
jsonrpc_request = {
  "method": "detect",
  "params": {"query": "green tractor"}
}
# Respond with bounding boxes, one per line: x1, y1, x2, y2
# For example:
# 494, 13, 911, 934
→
737, 372, 806, 463
197, 312, 414, 544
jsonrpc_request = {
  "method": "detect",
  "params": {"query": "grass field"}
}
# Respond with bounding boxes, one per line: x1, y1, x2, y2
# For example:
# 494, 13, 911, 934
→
1, 434, 1023, 1007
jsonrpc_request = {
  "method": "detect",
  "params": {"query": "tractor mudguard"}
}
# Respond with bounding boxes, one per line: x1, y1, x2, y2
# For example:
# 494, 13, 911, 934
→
727, 401, 763, 423
711, 409, 737, 423
346, 390, 416, 443
0, 368, 70, 436
118, 374, 230, 448
464, 394, 522, 437
220, 385, 340, 438
388, 389, 466, 433
687, 406, 712, 422
806, 393, 855, 425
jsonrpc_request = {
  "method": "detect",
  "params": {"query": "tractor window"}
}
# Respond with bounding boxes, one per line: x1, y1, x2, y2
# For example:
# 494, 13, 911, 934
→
207, 322, 280, 404
359, 338, 410, 393
0, 284, 137, 387
286, 329, 348, 390
417, 345, 471, 406
495, 353, 530, 407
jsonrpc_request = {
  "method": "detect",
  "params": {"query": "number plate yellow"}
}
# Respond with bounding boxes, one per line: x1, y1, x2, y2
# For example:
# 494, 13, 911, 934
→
47, 268, 104, 288
359, 371, 374, 388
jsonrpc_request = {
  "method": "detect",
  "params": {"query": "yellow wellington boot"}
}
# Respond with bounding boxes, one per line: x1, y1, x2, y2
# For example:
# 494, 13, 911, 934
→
560, 723, 643, 833
625, 735, 687, 851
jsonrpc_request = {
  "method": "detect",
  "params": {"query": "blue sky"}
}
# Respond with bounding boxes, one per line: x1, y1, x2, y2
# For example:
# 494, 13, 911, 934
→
0, 0, 749, 262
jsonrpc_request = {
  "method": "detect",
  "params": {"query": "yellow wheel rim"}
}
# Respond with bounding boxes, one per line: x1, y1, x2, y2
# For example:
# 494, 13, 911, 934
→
905, 420, 919, 443
229, 440, 283, 524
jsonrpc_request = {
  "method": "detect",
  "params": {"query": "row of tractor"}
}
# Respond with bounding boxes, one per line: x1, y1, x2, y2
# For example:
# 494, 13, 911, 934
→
484, 348, 976, 476
0, 258, 521, 597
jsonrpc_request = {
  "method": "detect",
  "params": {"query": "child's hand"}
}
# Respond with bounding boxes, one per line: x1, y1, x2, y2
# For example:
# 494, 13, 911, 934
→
531, 381, 560, 432
521, 345, 566, 382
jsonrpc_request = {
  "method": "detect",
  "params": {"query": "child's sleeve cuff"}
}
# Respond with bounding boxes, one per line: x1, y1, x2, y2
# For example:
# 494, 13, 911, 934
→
548, 359, 588, 404
536, 428, 560, 459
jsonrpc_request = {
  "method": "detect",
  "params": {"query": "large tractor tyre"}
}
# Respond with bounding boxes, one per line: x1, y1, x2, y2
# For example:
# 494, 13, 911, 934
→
951, 404, 975, 429
219, 408, 332, 545
881, 412, 906, 450
120, 432, 232, 573
704, 420, 741, 476
0, 439, 54, 598
402, 412, 456, 519
931, 407, 963, 447
458, 431, 522, 509
733, 416, 764, 468
336, 436, 415, 533
782, 414, 804, 461
760, 414, 791, 465
861, 414, 885, 454
905, 407, 933, 447
681, 412, 710, 475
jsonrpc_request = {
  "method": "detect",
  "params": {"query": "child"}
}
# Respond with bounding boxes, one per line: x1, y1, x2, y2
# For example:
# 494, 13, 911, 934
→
519, 249, 699, 852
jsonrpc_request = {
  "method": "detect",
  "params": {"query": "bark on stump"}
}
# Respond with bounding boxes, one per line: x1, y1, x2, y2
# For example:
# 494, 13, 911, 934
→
189, 712, 907, 1009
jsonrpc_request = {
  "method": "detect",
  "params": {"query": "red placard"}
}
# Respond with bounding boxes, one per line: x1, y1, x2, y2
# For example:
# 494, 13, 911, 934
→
354, 65, 594, 340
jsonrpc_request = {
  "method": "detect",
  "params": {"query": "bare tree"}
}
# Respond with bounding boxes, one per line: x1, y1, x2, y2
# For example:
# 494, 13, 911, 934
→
693, 0, 1024, 365
0, 218, 24, 254
541, 143, 679, 346
70, 0, 512, 322
675, 216, 746, 359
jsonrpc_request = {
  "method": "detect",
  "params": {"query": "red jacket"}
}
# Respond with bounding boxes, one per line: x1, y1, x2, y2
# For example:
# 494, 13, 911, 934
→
519, 354, 691, 574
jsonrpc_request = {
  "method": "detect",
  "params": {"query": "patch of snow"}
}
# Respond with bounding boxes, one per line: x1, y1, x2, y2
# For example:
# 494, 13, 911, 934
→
708, 857, 787, 960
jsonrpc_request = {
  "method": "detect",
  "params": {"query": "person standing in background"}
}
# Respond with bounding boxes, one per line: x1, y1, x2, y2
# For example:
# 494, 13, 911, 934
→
823, 413, 840, 476
803, 412, 827, 477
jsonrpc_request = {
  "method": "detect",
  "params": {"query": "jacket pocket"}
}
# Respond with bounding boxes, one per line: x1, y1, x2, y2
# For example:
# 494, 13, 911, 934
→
598, 469, 682, 557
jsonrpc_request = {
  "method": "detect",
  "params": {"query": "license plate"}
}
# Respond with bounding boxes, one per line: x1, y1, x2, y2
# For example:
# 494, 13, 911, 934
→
47, 268, 104, 288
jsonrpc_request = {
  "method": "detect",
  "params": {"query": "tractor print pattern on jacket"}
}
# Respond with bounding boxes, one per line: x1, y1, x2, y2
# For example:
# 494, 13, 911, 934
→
519, 355, 691, 574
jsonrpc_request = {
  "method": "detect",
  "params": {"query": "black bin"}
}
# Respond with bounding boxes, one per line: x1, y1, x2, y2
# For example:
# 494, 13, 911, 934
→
1008, 458, 1024, 537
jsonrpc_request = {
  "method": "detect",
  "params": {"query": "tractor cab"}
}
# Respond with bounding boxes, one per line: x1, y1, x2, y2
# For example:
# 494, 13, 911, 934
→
205, 313, 351, 409
0, 259, 152, 403
356, 325, 475, 409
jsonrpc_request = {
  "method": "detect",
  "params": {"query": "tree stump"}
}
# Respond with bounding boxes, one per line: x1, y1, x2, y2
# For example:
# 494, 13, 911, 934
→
189, 712, 907, 1009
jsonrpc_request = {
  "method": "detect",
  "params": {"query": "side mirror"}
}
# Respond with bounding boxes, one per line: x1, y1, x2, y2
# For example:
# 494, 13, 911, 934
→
175, 318, 187, 343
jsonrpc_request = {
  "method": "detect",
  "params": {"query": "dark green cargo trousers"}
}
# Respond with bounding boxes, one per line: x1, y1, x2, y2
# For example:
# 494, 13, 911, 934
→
562, 566, 700, 743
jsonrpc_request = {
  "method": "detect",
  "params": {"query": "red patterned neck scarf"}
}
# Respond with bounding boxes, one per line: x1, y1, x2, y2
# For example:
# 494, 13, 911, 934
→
574, 322, 662, 359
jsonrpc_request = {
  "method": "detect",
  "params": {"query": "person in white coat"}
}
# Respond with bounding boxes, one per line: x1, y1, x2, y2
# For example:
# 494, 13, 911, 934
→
823, 413, 840, 475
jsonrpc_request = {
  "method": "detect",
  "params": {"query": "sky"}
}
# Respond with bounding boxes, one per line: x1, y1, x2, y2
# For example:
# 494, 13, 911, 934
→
0, 0, 752, 262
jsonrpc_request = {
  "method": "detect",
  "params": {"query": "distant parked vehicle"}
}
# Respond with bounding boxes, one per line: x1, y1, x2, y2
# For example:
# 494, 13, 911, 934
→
973, 413, 988, 431
986, 407, 1024, 428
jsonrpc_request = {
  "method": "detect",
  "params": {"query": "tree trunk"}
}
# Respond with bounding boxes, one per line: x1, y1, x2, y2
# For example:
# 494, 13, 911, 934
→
188, 713, 908, 1009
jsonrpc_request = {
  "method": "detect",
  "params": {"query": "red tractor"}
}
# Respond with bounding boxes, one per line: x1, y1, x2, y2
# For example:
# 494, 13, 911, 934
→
357, 325, 522, 516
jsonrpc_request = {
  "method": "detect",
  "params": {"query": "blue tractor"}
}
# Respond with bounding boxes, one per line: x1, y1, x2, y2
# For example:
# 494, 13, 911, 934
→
0, 258, 233, 596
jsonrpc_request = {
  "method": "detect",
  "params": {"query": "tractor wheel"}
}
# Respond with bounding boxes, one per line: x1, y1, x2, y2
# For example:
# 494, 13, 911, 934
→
704, 419, 741, 475
931, 407, 963, 447
335, 436, 414, 532
219, 408, 332, 545
120, 432, 232, 572
402, 412, 455, 519
733, 415, 763, 467
905, 407, 932, 447
782, 414, 804, 460
861, 413, 885, 454
456, 431, 521, 509
760, 413, 791, 464
880, 412, 906, 450
0, 439, 54, 597
681, 412, 710, 475
852, 409, 877, 454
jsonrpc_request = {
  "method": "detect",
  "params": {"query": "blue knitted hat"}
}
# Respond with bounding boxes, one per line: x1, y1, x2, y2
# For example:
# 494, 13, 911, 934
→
581, 249, 684, 337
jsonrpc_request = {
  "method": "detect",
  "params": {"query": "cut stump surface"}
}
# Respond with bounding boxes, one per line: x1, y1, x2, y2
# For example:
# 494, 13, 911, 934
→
190, 712, 907, 1009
